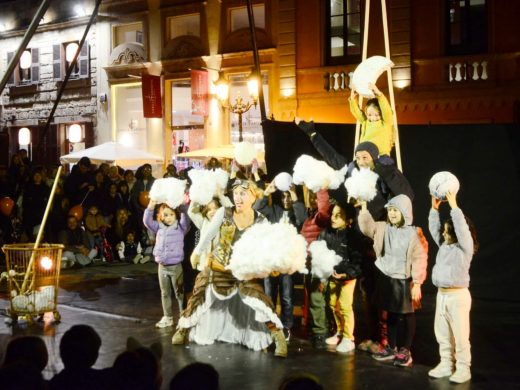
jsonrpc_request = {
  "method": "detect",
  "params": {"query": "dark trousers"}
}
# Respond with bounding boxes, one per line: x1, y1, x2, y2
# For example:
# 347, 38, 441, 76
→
264, 274, 294, 329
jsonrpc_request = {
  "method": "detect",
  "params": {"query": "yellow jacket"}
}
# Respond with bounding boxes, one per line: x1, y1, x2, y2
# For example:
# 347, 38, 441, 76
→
349, 93, 394, 156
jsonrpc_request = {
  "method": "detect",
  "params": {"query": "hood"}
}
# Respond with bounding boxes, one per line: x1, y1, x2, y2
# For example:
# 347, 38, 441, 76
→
385, 194, 413, 225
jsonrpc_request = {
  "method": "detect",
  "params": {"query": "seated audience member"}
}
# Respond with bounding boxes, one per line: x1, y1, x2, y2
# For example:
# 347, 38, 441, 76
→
58, 216, 97, 268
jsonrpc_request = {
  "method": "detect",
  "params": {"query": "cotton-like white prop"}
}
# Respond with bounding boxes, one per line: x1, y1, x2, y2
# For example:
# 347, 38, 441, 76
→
227, 222, 308, 280
274, 172, 293, 192
149, 178, 186, 209
344, 168, 379, 202
429, 171, 460, 199
351, 56, 394, 98
308, 240, 342, 280
292, 155, 347, 192
11, 286, 55, 312
234, 142, 257, 165
188, 168, 230, 205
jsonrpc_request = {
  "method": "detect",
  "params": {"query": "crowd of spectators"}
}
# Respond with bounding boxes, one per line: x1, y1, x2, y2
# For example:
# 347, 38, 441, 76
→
0, 153, 184, 268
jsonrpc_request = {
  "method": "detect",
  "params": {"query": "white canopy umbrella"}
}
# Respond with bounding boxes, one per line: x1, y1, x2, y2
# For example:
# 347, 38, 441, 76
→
60, 141, 163, 168
177, 144, 265, 163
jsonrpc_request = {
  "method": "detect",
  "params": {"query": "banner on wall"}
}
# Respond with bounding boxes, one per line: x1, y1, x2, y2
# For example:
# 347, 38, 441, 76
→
142, 74, 162, 118
191, 70, 209, 116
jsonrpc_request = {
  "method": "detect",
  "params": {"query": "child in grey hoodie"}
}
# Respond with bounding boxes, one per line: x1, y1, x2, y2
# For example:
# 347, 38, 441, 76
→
428, 191, 478, 384
359, 194, 428, 367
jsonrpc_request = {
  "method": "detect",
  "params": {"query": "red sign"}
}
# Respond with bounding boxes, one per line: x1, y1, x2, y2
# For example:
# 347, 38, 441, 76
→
142, 74, 162, 118
191, 70, 209, 116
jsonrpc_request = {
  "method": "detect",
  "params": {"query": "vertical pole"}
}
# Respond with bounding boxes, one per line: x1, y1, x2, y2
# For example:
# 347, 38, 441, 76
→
246, 0, 266, 121
35, 0, 103, 151
0, 0, 52, 95
354, 0, 371, 156
238, 112, 244, 142
381, 0, 402, 172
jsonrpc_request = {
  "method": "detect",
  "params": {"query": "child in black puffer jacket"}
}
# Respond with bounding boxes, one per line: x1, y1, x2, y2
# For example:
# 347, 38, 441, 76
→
318, 201, 366, 353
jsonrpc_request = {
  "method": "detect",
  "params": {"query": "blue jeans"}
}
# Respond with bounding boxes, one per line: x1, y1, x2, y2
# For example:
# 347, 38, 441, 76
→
264, 274, 294, 329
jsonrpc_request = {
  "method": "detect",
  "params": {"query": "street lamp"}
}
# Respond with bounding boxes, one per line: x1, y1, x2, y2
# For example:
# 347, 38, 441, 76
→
215, 70, 259, 142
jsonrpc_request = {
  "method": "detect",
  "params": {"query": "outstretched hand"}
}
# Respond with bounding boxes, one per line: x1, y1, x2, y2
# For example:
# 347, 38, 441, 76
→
230, 159, 239, 174
264, 181, 276, 196
251, 158, 259, 174
445, 191, 458, 209
295, 117, 316, 137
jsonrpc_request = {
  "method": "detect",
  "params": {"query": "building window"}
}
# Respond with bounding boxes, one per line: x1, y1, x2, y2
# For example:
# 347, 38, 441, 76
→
326, 0, 362, 65
230, 4, 265, 32
167, 14, 200, 41
6, 48, 40, 86
228, 72, 268, 148
113, 22, 144, 48
53, 41, 90, 81
446, 0, 487, 55
112, 83, 148, 150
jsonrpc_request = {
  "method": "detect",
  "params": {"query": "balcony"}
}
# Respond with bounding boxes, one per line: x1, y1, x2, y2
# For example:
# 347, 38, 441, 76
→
413, 52, 520, 89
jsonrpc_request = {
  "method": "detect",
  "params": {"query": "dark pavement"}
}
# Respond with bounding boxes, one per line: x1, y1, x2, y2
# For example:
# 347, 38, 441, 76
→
0, 262, 518, 389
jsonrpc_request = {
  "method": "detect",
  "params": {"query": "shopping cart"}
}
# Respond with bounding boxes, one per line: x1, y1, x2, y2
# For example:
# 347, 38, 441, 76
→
2, 243, 64, 324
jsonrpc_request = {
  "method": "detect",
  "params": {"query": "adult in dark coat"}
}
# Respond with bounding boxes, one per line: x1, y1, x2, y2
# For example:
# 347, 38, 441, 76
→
22, 169, 50, 240
255, 182, 307, 339
64, 157, 94, 206
298, 120, 414, 221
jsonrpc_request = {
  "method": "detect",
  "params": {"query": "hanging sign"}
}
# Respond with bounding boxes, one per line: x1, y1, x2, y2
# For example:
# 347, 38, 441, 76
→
191, 70, 209, 116
142, 74, 162, 118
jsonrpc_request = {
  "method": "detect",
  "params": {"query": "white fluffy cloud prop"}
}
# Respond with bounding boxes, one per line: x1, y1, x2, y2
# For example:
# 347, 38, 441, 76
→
274, 172, 292, 192
149, 178, 186, 209
309, 240, 342, 280
234, 142, 257, 165
351, 55, 394, 98
188, 168, 230, 205
429, 171, 460, 199
344, 167, 379, 202
227, 222, 308, 280
292, 155, 347, 192
11, 286, 55, 312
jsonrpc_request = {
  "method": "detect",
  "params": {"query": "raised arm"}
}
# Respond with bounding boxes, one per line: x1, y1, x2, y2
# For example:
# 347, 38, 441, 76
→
428, 196, 442, 247
446, 191, 474, 256
188, 201, 205, 230
348, 90, 366, 123
142, 202, 159, 233
315, 189, 331, 228
358, 201, 376, 239
192, 207, 225, 256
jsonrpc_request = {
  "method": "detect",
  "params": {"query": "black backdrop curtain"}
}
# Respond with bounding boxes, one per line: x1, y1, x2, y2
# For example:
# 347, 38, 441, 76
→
262, 120, 520, 302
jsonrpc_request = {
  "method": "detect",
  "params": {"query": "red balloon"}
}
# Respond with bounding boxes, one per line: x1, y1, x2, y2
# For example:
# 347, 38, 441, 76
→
139, 191, 150, 208
68, 205, 84, 221
0, 197, 14, 216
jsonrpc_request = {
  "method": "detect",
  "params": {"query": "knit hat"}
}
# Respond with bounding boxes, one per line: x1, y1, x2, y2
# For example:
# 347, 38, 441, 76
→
355, 142, 379, 161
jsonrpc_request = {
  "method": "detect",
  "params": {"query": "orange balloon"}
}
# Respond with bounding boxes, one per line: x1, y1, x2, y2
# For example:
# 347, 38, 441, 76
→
68, 205, 84, 221
0, 197, 14, 216
139, 191, 150, 208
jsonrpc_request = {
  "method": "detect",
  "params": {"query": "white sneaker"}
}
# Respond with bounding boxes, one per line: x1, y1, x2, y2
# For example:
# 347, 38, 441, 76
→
450, 368, 471, 383
133, 254, 143, 264
336, 338, 355, 353
326, 333, 341, 345
155, 316, 173, 328
140, 255, 151, 264
428, 362, 453, 378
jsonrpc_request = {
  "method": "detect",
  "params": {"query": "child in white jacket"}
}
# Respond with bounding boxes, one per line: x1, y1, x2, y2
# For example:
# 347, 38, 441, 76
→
428, 191, 478, 384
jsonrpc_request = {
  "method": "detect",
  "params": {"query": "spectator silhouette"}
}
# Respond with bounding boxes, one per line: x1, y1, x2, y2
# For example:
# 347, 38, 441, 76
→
169, 362, 219, 390
109, 337, 162, 390
49, 325, 107, 390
